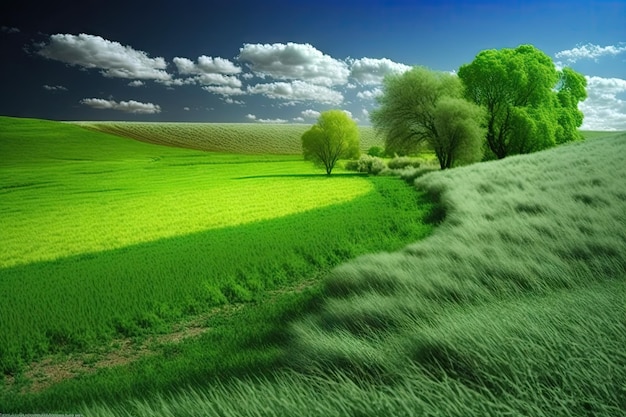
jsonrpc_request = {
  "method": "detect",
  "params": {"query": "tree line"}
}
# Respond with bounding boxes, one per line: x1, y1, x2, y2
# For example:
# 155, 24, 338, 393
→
302, 44, 587, 174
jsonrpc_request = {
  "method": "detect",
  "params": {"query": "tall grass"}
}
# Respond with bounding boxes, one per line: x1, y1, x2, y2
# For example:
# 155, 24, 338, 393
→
73, 121, 382, 154
79, 132, 626, 416
0, 117, 434, 390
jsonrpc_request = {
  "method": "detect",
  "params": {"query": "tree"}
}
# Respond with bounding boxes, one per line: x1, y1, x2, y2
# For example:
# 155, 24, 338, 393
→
301, 110, 360, 175
370, 66, 485, 169
458, 44, 586, 159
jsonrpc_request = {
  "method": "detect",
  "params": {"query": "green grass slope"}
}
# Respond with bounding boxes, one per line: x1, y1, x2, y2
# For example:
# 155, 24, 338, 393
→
82, 132, 626, 416
73, 121, 383, 154
0, 116, 434, 399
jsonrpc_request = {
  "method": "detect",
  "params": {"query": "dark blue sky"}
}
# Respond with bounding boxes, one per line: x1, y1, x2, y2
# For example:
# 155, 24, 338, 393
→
2, 0, 625, 129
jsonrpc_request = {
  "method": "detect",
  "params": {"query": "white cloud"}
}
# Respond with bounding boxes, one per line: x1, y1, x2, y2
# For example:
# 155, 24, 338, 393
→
247, 80, 343, 105
195, 73, 242, 87
301, 109, 321, 119
80, 98, 161, 114
173, 56, 241, 75
224, 97, 245, 105
38, 34, 171, 81
245, 113, 287, 123
293, 117, 305, 122
239, 42, 350, 86
203, 85, 246, 96
349, 57, 411, 85
555, 43, 626, 63
342, 109, 354, 119
362, 108, 370, 117
183, 107, 190, 111
257, 117, 288, 124
43, 84, 67, 91
580, 76, 626, 131
356, 87, 383, 100
128, 80, 145, 87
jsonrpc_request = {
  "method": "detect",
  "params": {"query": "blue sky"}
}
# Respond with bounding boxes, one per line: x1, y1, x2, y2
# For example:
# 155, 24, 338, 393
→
1, 0, 625, 129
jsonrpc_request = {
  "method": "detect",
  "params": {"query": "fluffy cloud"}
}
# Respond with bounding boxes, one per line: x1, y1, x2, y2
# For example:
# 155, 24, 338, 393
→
293, 117, 305, 122
128, 80, 145, 87
245, 113, 287, 123
80, 98, 161, 114
203, 86, 246, 96
173, 56, 241, 75
580, 76, 626, 131
239, 42, 350, 86
247, 80, 343, 105
301, 109, 321, 119
38, 34, 171, 81
349, 57, 411, 85
43, 84, 67, 91
555, 43, 626, 63
356, 87, 383, 100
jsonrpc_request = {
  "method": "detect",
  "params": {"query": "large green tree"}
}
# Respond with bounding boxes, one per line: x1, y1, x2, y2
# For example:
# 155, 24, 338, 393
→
301, 110, 360, 175
458, 44, 586, 159
370, 66, 485, 169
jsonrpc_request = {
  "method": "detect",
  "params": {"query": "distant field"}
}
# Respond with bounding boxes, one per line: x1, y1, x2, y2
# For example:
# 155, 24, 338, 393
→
72, 121, 383, 154
0, 117, 433, 387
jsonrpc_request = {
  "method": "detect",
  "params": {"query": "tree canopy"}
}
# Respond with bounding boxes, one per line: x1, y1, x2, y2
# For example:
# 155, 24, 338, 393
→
301, 110, 360, 175
370, 66, 485, 169
458, 44, 587, 159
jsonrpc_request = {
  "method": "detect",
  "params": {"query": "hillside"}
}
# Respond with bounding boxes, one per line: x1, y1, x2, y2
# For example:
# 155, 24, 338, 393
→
71, 121, 383, 154
81, 131, 626, 416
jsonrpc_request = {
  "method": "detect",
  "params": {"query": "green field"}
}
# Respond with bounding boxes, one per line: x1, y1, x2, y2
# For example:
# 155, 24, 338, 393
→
72, 121, 382, 154
1, 116, 624, 415
79, 130, 624, 417
0, 116, 434, 410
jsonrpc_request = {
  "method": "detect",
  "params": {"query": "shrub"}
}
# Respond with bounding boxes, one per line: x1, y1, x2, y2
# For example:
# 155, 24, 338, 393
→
367, 146, 384, 157
358, 155, 387, 175
387, 155, 421, 170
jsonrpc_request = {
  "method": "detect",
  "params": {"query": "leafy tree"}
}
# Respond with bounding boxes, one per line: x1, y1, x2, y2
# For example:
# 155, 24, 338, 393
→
370, 66, 485, 169
458, 44, 586, 159
301, 110, 360, 175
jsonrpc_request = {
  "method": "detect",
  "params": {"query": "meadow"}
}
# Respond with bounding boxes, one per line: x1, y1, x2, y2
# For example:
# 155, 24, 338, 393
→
73, 121, 381, 155
0, 116, 436, 411
76, 130, 625, 416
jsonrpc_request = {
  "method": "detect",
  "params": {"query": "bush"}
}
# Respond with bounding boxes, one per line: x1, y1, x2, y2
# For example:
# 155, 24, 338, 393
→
367, 146, 384, 157
357, 155, 387, 175
387, 155, 421, 170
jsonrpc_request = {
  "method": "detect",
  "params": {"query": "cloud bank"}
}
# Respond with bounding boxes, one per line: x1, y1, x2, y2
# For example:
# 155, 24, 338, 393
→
38, 34, 171, 81
80, 98, 162, 114
555, 43, 626, 63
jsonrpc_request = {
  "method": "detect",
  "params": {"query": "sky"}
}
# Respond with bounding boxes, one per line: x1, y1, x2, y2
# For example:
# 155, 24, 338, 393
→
1, 0, 625, 130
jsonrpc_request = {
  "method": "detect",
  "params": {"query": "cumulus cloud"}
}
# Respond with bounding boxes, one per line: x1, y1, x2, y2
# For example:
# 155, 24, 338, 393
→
248, 80, 343, 105
173, 56, 241, 75
555, 43, 626, 63
356, 87, 383, 100
43, 84, 67, 91
224, 97, 245, 105
245, 113, 287, 123
349, 57, 411, 85
203, 85, 246, 96
580, 76, 626, 131
301, 109, 321, 119
128, 80, 145, 87
37, 34, 171, 81
239, 42, 350, 86
183, 107, 190, 111
80, 98, 161, 114
293, 117, 305, 122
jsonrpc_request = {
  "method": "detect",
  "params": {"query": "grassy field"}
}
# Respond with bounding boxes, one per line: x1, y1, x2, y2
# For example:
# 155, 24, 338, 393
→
0, 116, 435, 411
72, 121, 382, 154
75, 131, 626, 416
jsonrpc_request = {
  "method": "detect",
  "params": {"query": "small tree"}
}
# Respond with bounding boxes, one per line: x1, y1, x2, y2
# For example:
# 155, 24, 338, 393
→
302, 110, 360, 175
